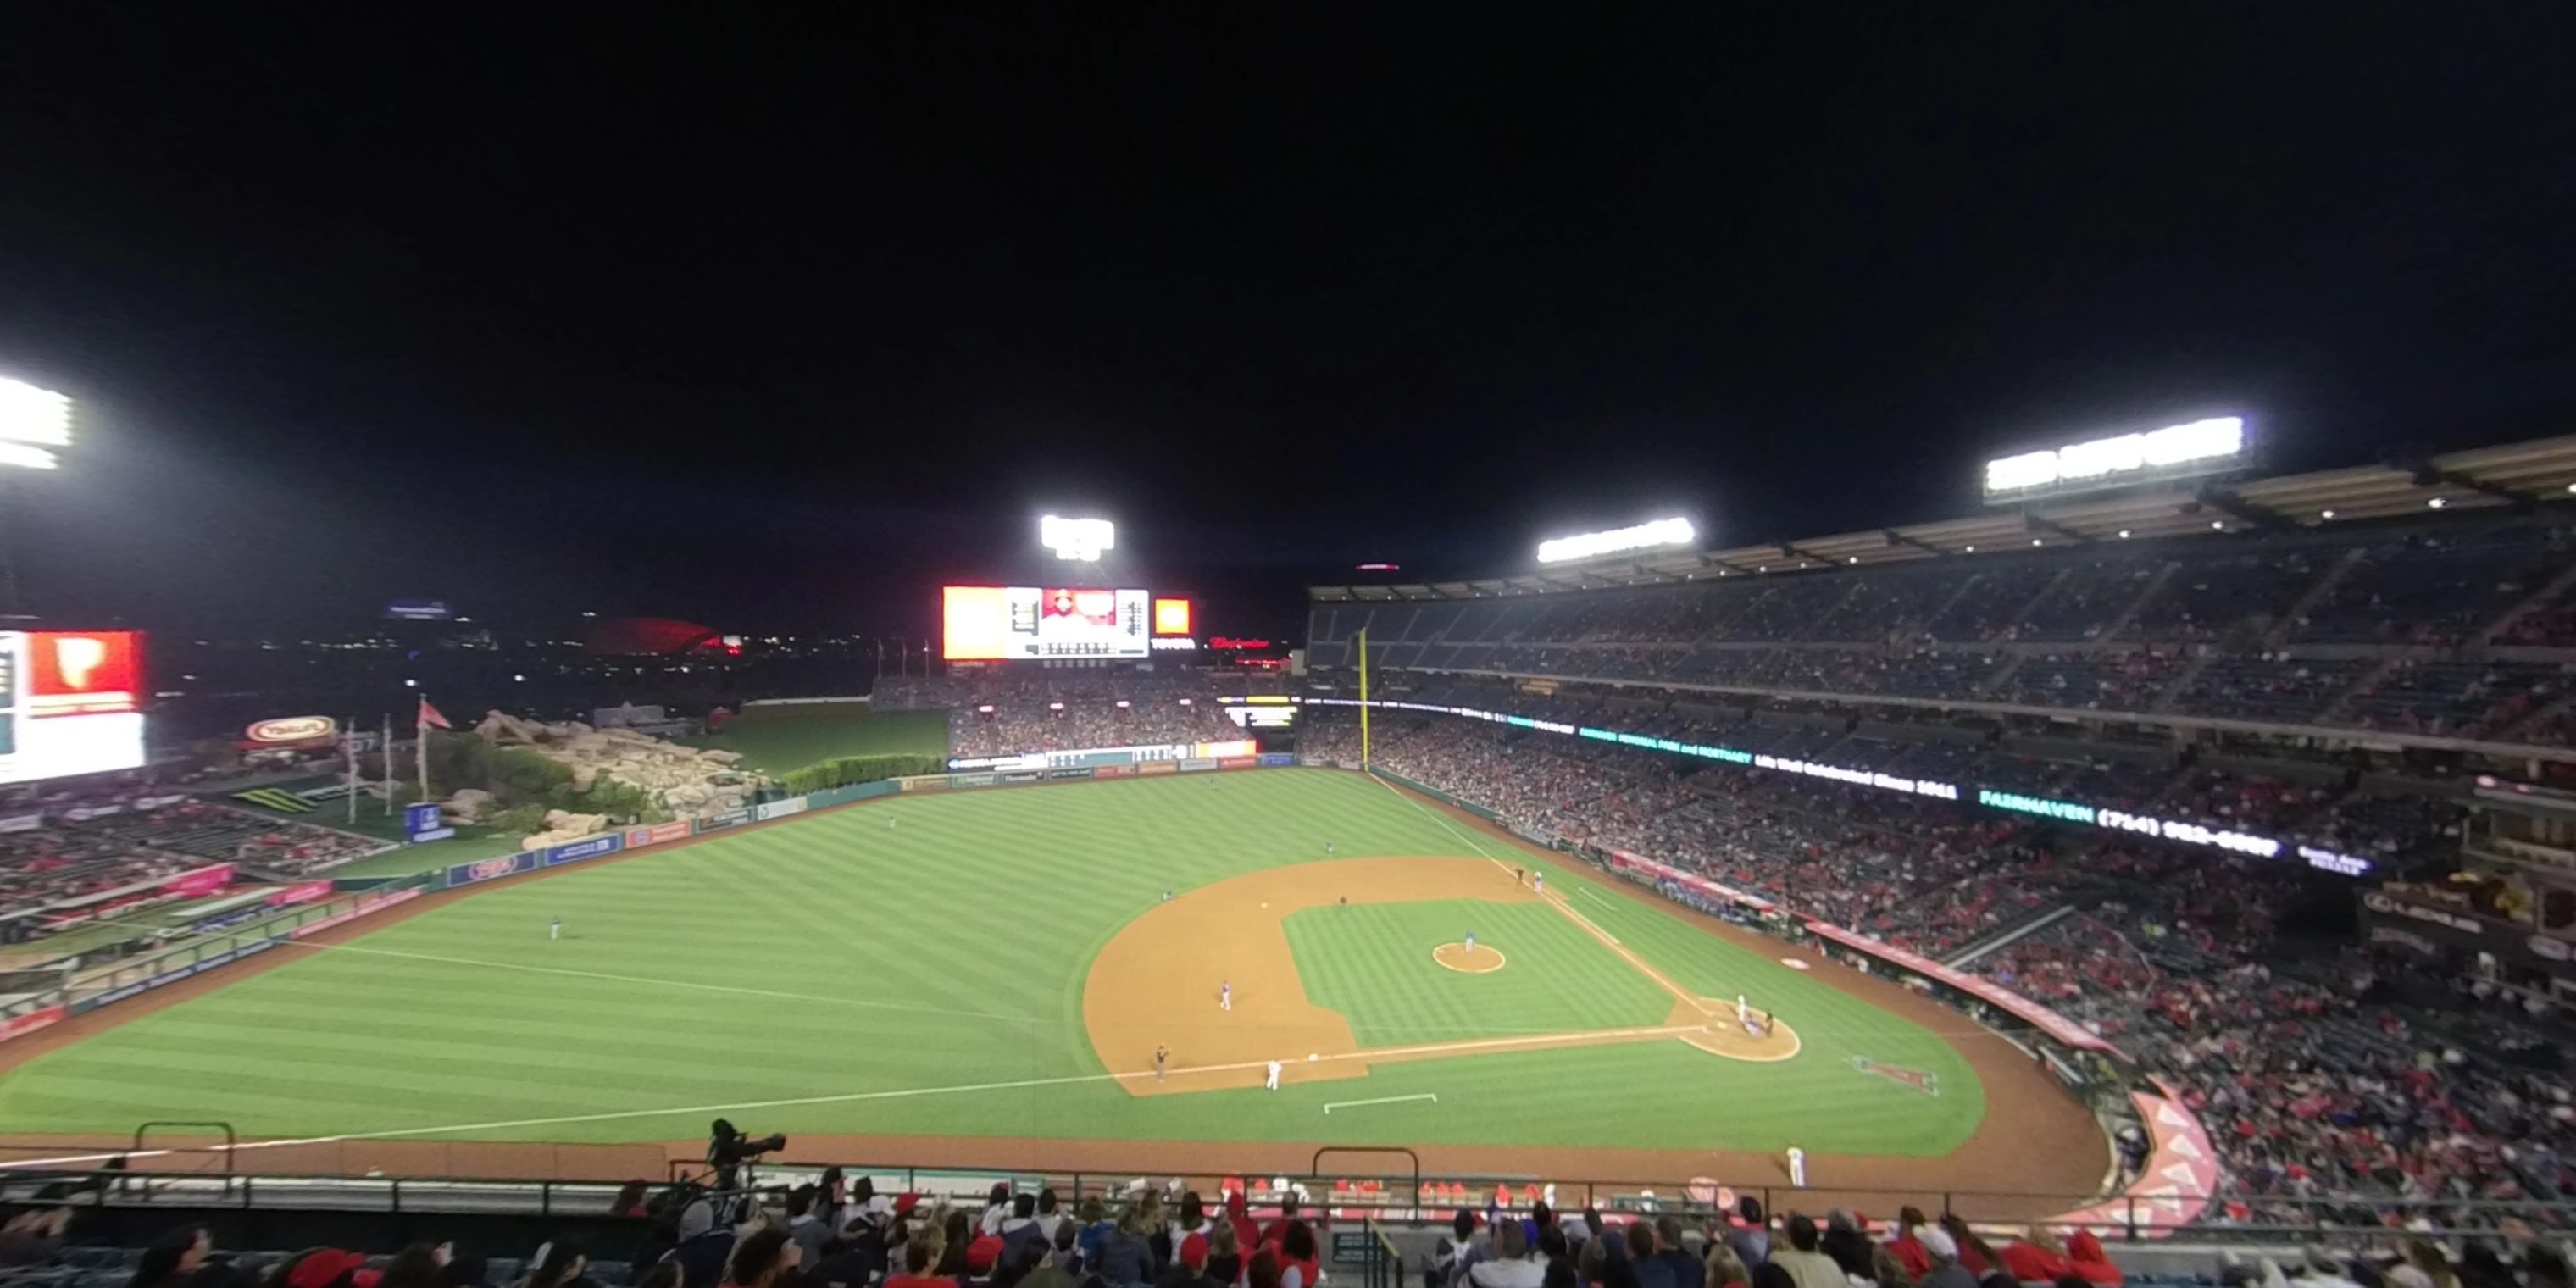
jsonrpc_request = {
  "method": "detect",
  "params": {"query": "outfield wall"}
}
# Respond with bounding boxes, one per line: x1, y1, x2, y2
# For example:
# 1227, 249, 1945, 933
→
0, 881, 431, 1047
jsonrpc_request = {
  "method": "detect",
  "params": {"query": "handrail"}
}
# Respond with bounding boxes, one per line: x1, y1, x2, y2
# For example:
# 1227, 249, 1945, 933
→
129, 1122, 236, 1175
0, 1161, 2566, 1240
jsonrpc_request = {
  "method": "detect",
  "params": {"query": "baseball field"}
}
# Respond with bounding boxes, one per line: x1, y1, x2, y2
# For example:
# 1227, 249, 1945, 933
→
0, 769, 2106, 1199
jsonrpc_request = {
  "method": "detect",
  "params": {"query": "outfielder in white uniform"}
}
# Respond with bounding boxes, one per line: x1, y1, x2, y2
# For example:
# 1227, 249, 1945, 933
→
1265, 1060, 1281, 1091
1786, 1146, 1807, 1188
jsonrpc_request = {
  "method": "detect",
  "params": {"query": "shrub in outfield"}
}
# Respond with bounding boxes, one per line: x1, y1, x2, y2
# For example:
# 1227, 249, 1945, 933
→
777, 753, 947, 797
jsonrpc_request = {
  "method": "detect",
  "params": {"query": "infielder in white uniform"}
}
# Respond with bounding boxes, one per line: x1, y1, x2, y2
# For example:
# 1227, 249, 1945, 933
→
1265, 1060, 1281, 1091
1786, 1146, 1807, 1188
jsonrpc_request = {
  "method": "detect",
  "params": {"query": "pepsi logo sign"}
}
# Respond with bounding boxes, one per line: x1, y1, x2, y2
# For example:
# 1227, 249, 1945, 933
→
247, 715, 338, 744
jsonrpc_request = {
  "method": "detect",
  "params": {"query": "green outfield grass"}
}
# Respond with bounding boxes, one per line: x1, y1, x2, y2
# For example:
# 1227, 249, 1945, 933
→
0, 770, 1983, 1158
679, 702, 948, 775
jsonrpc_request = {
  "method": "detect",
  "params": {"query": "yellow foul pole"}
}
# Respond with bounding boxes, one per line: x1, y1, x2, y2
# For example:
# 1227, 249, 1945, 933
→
1357, 625, 1370, 769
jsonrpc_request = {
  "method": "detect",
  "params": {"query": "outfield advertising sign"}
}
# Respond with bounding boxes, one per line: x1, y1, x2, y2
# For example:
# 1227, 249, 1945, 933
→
1045, 767, 1095, 780
624, 821, 691, 848
291, 888, 419, 939
0, 1003, 67, 1046
1093, 764, 1135, 779
545, 834, 623, 867
163, 863, 239, 898
1260, 753, 1296, 768
755, 797, 808, 821
447, 851, 537, 888
1139, 761, 1177, 776
1177, 758, 1218, 774
267, 880, 335, 907
697, 806, 753, 831
948, 773, 997, 789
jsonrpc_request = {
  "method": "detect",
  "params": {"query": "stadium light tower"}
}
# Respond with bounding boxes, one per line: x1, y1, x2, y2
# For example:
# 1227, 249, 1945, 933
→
0, 377, 72, 472
1041, 514, 1114, 562
0, 376, 71, 615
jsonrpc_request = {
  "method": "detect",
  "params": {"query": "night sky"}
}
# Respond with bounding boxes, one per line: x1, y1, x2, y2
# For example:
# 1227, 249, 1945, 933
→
3, 8, 2572, 643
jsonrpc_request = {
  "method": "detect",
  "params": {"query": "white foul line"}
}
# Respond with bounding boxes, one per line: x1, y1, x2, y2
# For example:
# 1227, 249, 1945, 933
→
1324, 1093, 1437, 1114
0, 1023, 1699, 1171
286, 941, 1041, 1024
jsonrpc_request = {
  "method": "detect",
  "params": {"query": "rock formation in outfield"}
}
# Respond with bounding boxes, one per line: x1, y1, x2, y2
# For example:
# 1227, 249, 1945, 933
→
468, 710, 758, 840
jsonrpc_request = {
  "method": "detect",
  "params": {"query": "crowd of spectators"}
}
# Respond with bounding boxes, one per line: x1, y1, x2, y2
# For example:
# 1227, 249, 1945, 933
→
0, 1174, 1363, 1288
0, 786, 388, 920
1307, 516, 2576, 745
1295, 705, 2570, 1224
878, 672, 1274, 759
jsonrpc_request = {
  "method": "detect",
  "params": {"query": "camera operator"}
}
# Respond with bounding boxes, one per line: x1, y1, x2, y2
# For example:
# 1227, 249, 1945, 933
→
705, 1119, 789, 1193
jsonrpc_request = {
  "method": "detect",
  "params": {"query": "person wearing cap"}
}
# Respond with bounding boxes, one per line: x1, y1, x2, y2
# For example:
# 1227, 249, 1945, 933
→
968, 1231, 1008, 1280
287, 1250, 383, 1288
1912, 1227, 1974, 1288
1224, 1192, 1261, 1260
1157, 1232, 1223, 1288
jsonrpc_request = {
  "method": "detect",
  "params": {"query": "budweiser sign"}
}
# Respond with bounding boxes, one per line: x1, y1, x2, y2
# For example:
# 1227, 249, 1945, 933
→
246, 715, 339, 745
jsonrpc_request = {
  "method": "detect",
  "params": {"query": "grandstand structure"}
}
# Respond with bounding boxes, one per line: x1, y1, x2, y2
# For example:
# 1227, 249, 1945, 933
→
1307, 434, 2576, 759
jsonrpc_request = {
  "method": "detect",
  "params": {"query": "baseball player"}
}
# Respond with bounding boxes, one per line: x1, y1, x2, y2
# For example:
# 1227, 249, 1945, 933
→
1221, 980, 1232, 1011
1265, 1060, 1281, 1091
1786, 1146, 1807, 1188
549, 915, 562, 941
1155, 1045, 1169, 1082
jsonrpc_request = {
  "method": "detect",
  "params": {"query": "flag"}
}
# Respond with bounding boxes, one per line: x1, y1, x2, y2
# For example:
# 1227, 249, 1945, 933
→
417, 698, 452, 730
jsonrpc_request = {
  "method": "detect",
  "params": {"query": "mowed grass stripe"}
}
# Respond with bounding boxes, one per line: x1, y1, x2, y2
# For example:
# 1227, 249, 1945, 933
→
0, 771, 1989, 1157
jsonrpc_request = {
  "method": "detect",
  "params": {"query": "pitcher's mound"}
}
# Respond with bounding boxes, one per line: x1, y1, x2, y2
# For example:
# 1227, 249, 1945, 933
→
1433, 941, 1507, 974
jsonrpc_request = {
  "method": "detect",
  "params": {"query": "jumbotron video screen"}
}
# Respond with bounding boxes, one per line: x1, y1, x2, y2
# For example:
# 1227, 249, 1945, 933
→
943, 586, 1152, 660
0, 630, 148, 785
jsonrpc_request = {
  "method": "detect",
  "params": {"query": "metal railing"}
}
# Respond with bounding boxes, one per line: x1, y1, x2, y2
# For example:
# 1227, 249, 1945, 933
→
1, 1161, 2570, 1243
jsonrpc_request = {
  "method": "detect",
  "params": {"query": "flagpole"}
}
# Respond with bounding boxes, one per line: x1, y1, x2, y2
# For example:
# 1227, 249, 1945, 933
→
382, 713, 394, 817
417, 697, 431, 803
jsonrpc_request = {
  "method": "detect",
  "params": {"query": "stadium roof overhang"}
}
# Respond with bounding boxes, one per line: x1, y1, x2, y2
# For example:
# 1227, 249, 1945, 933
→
1308, 432, 2576, 602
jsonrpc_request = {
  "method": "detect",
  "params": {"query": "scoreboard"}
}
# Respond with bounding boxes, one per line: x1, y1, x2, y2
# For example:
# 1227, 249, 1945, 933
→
943, 586, 1152, 660
0, 630, 147, 785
